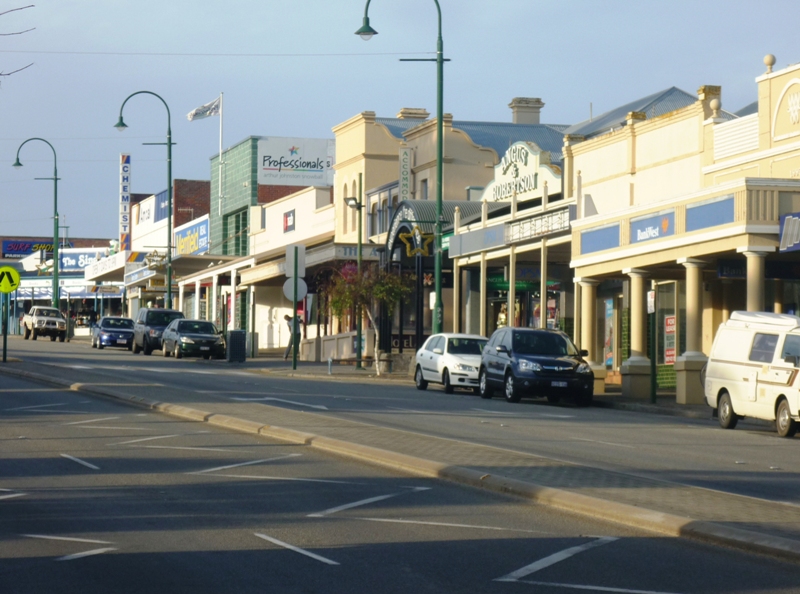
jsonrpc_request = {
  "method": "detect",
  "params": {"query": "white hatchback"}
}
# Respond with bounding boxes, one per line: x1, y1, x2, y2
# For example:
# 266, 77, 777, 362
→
415, 333, 488, 394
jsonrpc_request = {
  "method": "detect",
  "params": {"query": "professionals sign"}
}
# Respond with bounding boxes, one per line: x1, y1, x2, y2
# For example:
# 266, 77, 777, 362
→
120, 154, 131, 250
174, 216, 209, 256
257, 137, 335, 187
630, 210, 675, 244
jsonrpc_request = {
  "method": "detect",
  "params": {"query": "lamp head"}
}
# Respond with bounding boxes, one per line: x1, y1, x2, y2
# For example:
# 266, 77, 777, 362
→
355, 17, 377, 41
12, 157, 22, 168
345, 197, 359, 209
114, 116, 128, 132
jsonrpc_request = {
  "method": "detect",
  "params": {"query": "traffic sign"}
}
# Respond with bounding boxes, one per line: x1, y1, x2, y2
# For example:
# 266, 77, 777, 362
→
283, 277, 308, 301
0, 266, 21, 294
285, 244, 306, 278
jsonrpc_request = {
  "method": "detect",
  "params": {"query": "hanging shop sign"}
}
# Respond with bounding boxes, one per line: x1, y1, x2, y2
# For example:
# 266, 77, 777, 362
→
630, 210, 675, 244
174, 216, 209, 256
257, 137, 335, 187
398, 147, 413, 202
120, 154, 131, 250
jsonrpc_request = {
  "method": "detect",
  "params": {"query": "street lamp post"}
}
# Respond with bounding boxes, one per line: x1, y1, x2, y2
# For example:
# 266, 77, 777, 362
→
345, 173, 365, 370
356, 0, 445, 333
115, 91, 174, 309
13, 138, 60, 309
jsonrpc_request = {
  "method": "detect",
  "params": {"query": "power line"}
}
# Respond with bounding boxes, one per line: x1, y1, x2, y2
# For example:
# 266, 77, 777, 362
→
0, 49, 433, 58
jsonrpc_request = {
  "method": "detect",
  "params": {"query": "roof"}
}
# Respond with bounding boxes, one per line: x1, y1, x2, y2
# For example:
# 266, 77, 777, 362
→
375, 117, 428, 139
386, 200, 492, 251
734, 101, 758, 117
563, 87, 697, 139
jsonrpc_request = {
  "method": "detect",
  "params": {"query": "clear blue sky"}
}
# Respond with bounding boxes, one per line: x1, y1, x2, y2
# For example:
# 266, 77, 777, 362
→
1, 0, 798, 240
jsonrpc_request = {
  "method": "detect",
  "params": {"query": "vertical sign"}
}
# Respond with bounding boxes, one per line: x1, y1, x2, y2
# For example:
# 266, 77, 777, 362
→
120, 154, 131, 251
398, 147, 413, 202
603, 298, 614, 367
664, 315, 676, 365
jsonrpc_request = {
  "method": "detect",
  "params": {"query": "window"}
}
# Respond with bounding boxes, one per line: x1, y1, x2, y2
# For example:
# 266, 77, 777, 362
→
512, 331, 577, 356
782, 335, 800, 359
420, 179, 428, 201
447, 338, 487, 355
342, 191, 349, 234
749, 333, 779, 363
428, 336, 444, 352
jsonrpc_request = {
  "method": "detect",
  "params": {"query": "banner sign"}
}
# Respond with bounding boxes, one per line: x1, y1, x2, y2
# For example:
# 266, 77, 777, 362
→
257, 137, 335, 187
664, 315, 676, 365
59, 250, 101, 273
174, 216, 209, 256
2, 239, 73, 259
630, 210, 675, 244
779, 211, 800, 252
120, 154, 131, 250
398, 147, 413, 202
154, 189, 169, 223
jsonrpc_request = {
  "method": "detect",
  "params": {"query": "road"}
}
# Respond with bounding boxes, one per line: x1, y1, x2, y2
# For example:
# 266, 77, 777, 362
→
2, 370, 800, 593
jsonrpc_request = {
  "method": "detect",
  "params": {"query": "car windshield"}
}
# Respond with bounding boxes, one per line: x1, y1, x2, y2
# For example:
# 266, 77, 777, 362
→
178, 321, 217, 334
102, 318, 134, 329
39, 309, 62, 319
512, 331, 578, 356
147, 311, 183, 326
447, 338, 487, 355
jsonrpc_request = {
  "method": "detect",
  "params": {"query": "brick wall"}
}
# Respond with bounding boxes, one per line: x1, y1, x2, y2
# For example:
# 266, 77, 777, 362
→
174, 179, 210, 228
257, 184, 301, 205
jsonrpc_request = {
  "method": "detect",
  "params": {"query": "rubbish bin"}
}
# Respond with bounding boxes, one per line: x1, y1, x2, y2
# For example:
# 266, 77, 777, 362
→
227, 330, 247, 363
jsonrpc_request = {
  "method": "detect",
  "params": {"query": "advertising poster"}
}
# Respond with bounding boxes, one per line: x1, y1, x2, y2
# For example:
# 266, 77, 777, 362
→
664, 315, 676, 365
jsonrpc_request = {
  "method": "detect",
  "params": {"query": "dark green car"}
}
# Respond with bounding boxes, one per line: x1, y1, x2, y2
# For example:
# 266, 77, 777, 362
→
161, 319, 226, 360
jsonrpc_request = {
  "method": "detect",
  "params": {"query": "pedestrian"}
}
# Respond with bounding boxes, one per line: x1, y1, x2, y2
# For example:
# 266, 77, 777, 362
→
283, 314, 303, 361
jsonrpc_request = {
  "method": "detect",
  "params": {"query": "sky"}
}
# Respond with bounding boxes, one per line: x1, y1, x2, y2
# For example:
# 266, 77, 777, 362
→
1, 0, 799, 241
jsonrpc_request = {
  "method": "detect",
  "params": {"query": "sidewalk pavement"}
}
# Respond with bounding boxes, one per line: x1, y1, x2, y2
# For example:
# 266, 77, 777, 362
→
2, 356, 798, 562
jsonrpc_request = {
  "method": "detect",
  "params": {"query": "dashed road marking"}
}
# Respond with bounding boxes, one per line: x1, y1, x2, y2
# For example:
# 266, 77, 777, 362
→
190, 454, 302, 475
143, 445, 239, 453
254, 533, 339, 565
0, 492, 26, 501
230, 397, 328, 410
494, 537, 618, 582
5, 403, 70, 411
571, 438, 634, 449
24, 534, 112, 544
64, 417, 120, 425
515, 581, 683, 594
354, 517, 552, 534
471, 408, 574, 419
211, 473, 364, 485
57, 547, 117, 561
308, 487, 431, 518
109, 434, 181, 446
60, 454, 100, 470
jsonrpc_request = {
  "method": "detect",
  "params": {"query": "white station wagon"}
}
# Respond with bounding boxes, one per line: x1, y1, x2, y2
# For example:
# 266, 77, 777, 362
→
705, 311, 800, 437
415, 333, 488, 394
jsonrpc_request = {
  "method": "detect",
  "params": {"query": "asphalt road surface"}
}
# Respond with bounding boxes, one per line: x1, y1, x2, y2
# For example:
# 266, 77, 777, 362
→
2, 371, 800, 594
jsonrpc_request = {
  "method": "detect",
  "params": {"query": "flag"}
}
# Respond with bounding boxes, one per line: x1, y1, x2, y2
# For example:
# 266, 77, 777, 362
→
187, 97, 221, 121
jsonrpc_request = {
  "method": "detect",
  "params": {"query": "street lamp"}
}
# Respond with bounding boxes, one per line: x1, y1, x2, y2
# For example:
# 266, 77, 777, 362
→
356, 0, 445, 333
345, 173, 365, 369
115, 91, 174, 309
13, 138, 60, 308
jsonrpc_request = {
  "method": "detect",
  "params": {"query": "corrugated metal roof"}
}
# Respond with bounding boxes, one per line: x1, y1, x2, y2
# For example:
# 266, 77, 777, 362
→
450, 121, 569, 164
734, 101, 758, 117
563, 87, 697, 140
386, 200, 505, 249
375, 117, 427, 139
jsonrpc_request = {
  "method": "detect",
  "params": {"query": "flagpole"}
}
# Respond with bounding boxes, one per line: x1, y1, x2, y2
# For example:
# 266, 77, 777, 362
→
219, 92, 224, 217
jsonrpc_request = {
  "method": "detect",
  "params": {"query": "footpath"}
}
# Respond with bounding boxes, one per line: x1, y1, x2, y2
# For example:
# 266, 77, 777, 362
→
2, 353, 799, 563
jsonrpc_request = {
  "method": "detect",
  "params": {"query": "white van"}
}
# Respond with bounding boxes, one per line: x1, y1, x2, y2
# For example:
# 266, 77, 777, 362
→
705, 311, 800, 437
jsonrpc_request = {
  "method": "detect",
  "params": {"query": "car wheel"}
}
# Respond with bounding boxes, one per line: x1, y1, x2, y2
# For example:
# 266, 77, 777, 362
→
202, 354, 211, 360
472, 386, 481, 395
479, 368, 493, 399
143, 339, 152, 356
575, 389, 593, 408
127, 343, 133, 352
443, 369, 454, 394
59, 332, 66, 343
546, 394, 561, 404
98, 341, 104, 350
174, 343, 182, 359
718, 391, 738, 429
91, 336, 96, 348
132, 339, 141, 354
776, 399, 797, 438
31, 329, 38, 341
162, 342, 170, 357
23, 326, 30, 340
50, 335, 56, 342
414, 366, 428, 390
504, 372, 521, 403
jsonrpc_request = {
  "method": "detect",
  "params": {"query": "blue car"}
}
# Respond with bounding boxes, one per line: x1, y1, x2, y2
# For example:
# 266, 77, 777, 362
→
91, 316, 135, 350
479, 327, 594, 406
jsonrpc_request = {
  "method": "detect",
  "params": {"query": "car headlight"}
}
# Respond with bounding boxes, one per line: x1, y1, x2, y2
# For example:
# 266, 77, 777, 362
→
454, 363, 475, 372
180, 336, 195, 344
36, 320, 45, 326
519, 359, 542, 372
100, 332, 109, 338
577, 363, 593, 374
149, 329, 161, 337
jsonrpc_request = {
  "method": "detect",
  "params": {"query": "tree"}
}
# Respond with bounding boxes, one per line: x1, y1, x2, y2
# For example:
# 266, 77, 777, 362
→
1, 5, 34, 78
319, 261, 414, 372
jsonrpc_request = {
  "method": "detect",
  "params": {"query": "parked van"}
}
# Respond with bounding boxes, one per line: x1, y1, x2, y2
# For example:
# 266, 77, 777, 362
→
705, 311, 800, 437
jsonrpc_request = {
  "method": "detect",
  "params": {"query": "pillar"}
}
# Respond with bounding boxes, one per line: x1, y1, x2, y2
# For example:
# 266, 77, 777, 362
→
676, 259, 706, 405
621, 269, 650, 399
579, 278, 606, 394
194, 280, 201, 319
740, 249, 767, 312
508, 246, 516, 327
211, 275, 218, 326
540, 238, 548, 329
178, 284, 184, 313
479, 253, 487, 336
230, 270, 237, 330
452, 261, 461, 333
721, 279, 732, 323
573, 277, 581, 345
774, 280, 784, 314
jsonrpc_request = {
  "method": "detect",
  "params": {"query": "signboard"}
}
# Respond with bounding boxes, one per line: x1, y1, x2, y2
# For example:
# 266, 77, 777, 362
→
630, 211, 675, 244
664, 315, 676, 365
154, 189, 169, 223
120, 154, 131, 250
174, 216, 209, 256
779, 211, 800, 252
581, 224, 620, 254
283, 210, 296, 233
647, 290, 655, 314
283, 277, 308, 301
2, 239, 73, 260
0, 266, 21, 293
398, 147, 413, 202
686, 195, 734, 233
285, 244, 306, 278
257, 137, 335, 187
138, 199, 154, 225
59, 250, 102, 272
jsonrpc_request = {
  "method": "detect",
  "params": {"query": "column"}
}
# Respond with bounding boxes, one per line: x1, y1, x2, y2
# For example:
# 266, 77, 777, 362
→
479, 253, 487, 336
452, 261, 461, 333
579, 278, 606, 394
508, 247, 516, 327
178, 284, 184, 313
539, 238, 548, 329
739, 249, 767, 312
621, 269, 650, 399
774, 279, 784, 314
573, 277, 581, 346
230, 270, 237, 330
676, 259, 706, 404
211, 275, 218, 326
721, 279, 732, 323
194, 280, 201, 319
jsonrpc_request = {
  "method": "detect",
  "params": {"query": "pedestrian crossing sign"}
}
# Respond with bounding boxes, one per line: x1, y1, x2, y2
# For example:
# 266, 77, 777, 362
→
0, 266, 21, 294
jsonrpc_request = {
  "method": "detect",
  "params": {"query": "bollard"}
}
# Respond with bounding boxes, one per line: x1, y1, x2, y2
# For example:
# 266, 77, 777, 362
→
328, 356, 333, 375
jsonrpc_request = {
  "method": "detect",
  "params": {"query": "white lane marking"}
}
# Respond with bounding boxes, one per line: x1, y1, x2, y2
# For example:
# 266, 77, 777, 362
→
471, 408, 574, 419
27, 410, 88, 414
190, 454, 302, 475
517, 581, 684, 594
571, 438, 634, 449
64, 417, 120, 426
355, 517, 552, 534
308, 487, 431, 518
57, 547, 117, 561
386, 406, 427, 413
143, 446, 239, 453
60, 454, 100, 470
78, 426, 153, 431
65, 365, 93, 370
24, 534, 112, 544
0, 493, 26, 501
109, 434, 181, 446
197, 388, 300, 394
494, 537, 618, 582
5, 403, 70, 411
230, 397, 328, 410
253, 533, 338, 565
211, 473, 364, 485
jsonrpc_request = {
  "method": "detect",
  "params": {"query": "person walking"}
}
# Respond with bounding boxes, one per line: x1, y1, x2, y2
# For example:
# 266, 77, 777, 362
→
283, 313, 303, 361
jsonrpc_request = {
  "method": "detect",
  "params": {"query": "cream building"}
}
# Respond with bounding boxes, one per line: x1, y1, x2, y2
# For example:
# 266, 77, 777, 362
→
568, 55, 800, 404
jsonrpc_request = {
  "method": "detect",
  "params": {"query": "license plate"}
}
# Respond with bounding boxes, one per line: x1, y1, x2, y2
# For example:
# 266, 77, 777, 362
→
551, 381, 568, 387
200, 346, 210, 351
117, 339, 127, 344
